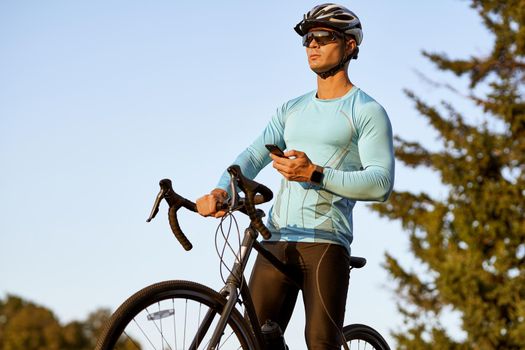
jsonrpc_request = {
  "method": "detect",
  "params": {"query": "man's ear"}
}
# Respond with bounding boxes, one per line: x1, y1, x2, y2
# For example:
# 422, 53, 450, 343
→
345, 38, 356, 57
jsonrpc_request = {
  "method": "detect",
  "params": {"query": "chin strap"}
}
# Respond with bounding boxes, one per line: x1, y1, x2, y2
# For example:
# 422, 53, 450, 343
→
316, 47, 359, 79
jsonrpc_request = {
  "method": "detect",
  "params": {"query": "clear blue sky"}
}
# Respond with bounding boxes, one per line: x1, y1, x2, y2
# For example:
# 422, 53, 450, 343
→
0, 1, 489, 347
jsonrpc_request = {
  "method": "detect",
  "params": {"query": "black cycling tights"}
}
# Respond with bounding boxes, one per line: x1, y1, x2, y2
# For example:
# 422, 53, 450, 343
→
249, 241, 350, 350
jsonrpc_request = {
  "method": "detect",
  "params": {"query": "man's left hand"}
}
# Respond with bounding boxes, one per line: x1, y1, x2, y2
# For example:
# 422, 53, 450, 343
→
270, 149, 316, 182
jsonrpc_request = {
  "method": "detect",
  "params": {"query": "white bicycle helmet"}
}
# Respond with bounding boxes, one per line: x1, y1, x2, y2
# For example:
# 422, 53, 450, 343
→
294, 3, 363, 45
295, 3, 363, 78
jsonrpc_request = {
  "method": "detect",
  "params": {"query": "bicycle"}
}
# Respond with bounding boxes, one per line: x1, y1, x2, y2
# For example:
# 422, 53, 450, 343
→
95, 165, 391, 350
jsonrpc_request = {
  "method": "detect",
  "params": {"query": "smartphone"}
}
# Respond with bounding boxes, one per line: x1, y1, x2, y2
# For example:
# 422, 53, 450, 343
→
265, 144, 286, 158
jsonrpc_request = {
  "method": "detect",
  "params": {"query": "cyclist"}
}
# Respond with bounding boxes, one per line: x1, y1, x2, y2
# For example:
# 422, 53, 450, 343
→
197, 3, 394, 349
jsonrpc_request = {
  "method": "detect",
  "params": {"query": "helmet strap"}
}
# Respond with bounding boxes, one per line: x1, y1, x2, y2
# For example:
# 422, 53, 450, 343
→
316, 52, 353, 79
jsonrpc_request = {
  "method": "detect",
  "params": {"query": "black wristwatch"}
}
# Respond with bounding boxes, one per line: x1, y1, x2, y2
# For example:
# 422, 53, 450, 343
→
310, 165, 324, 185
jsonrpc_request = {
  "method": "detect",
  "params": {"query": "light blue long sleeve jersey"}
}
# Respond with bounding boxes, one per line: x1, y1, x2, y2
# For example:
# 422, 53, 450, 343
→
217, 86, 395, 255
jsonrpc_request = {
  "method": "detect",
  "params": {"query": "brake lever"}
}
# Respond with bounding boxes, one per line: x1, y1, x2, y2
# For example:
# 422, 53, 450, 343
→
146, 186, 166, 222
229, 171, 239, 210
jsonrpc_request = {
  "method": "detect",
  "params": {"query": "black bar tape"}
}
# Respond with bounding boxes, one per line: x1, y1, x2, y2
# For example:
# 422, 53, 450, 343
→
168, 206, 193, 251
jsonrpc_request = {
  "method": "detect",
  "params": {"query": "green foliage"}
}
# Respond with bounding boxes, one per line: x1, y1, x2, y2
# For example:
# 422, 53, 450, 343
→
371, 1, 525, 349
0, 295, 112, 350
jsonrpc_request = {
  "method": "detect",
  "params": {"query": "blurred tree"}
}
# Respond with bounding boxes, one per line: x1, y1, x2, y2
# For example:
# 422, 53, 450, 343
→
61, 321, 90, 350
0, 295, 131, 350
0, 295, 62, 350
83, 308, 111, 345
371, 0, 525, 349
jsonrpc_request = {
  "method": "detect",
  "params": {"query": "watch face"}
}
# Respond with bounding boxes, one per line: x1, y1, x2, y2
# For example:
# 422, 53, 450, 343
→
311, 169, 324, 184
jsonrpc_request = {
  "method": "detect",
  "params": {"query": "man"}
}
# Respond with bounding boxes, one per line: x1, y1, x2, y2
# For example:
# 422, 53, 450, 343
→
197, 3, 394, 349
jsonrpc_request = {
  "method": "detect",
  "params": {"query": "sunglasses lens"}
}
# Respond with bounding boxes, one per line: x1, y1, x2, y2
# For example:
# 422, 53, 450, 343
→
302, 35, 310, 47
302, 31, 338, 47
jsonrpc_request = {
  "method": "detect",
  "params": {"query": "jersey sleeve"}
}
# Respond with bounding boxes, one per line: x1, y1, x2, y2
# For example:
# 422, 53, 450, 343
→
321, 102, 395, 201
216, 106, 287, 191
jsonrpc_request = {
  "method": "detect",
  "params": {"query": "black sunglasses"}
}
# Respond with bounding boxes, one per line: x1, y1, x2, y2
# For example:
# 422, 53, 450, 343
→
302, 30, 343, 47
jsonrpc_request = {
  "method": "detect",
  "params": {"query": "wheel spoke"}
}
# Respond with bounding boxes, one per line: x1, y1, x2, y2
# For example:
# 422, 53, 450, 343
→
218, 330, 235, 349
183, 299, 187, 349
122, 330, 144, 350
197, 303, 202, 347
172, 299, 177, 350
132, 317, 158, 350
158, 302, 163, 349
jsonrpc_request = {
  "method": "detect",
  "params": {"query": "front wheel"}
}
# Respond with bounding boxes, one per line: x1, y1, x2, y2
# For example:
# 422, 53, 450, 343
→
95, 280, 257, 350
343, 323, 390, 350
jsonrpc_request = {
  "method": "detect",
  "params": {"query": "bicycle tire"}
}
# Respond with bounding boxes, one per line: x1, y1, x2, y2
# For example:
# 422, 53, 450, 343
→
95, 280, 257, 350
343, 323, 391, 350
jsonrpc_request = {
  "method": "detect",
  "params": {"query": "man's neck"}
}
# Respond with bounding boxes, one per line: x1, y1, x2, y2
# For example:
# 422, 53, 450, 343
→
316, 70, 353, 100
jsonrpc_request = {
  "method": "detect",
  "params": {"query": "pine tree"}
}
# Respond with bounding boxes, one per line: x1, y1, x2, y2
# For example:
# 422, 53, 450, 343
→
371, 1, 525, 348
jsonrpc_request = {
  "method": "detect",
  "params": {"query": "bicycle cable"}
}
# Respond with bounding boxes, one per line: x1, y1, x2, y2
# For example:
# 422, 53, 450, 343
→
315, 243, 351, 350
214, 211, 243, 289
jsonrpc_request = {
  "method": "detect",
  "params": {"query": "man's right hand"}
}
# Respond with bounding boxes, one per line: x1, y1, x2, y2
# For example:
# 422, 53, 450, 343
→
196, 188, 228, 218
